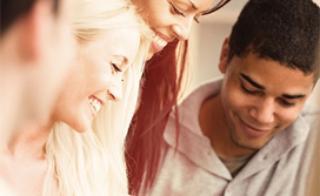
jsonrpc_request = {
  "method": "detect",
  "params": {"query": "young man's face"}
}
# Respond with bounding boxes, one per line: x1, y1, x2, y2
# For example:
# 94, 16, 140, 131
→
219, 50, 315, 150
33, 0, 76, 116
0, 0, 76, 131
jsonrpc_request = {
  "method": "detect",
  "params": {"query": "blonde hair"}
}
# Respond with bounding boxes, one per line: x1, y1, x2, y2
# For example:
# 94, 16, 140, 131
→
0, 180, 14, 196
43, 0, 150, 195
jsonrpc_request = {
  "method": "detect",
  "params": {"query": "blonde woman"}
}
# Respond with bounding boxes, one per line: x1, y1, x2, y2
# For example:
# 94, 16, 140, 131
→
0, 0, 150, 195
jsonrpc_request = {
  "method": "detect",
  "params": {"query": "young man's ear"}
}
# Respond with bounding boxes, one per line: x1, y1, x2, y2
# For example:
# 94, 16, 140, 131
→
218, 37, 230, 74
19, 0, 54, 64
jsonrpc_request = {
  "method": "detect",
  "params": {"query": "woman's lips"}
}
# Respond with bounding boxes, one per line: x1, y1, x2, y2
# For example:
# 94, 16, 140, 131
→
150, 31, 172, 54
151, 36, 167, 53
88, 95, 103, 115
151, 42, 164, 54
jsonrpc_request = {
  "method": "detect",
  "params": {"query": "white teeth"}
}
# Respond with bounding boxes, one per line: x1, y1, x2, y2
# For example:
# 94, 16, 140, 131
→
89, 98, 102, 113
154, 35, 167, 48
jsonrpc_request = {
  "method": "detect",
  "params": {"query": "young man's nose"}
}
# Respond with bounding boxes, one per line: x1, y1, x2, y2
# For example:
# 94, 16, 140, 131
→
249, 99, 275, 124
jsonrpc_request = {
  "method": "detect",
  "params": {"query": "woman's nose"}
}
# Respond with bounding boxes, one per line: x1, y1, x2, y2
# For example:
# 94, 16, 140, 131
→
106, 77, 123, 101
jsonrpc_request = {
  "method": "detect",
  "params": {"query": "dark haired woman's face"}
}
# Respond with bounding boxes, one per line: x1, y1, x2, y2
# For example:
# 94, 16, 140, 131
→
133, 0, 215, 55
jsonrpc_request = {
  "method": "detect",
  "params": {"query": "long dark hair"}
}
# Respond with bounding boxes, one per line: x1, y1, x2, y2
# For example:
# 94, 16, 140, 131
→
125, 1, 231, 194
126, 39, 187, 195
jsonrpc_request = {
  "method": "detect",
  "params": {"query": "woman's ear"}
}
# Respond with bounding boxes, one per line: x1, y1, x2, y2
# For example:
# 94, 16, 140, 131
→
218, 37, 230, 74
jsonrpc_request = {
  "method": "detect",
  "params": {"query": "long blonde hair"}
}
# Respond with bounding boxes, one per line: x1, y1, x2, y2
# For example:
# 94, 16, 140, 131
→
43, 0, 150, 195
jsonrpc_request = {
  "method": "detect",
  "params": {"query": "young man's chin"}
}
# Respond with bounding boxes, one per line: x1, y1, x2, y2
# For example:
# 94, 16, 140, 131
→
231, 131, 268, 151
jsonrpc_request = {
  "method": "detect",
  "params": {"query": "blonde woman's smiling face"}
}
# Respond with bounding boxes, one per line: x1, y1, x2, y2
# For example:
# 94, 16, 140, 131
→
53, 24, 140, 132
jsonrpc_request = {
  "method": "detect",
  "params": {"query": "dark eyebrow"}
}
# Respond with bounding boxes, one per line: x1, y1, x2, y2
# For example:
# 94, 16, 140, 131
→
240, 73, 307, 100
240, 73, 265, 90
281, 94, 306, 100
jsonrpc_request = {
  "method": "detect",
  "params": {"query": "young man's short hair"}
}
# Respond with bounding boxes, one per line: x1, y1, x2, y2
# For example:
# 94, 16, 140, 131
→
1, 0, 59, 35
228, 0, 320, 76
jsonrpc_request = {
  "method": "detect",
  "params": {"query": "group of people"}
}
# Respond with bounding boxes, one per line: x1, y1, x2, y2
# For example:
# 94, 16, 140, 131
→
0, 0, 319, 195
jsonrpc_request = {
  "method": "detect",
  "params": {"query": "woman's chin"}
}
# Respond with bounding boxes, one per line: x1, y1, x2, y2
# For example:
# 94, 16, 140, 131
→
71, 123, 92, 133
69, 113, 93, 133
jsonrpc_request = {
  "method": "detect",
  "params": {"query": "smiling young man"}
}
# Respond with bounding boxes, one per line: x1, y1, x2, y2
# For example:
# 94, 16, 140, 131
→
148, 0, 320, 195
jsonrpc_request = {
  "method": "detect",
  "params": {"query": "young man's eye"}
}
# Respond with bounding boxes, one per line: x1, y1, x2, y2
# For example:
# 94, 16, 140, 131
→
240, 83, 261, 95
278, 99, 295, 107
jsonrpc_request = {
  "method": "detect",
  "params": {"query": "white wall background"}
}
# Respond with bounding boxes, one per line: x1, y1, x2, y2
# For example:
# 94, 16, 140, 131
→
187, 0, 248, 93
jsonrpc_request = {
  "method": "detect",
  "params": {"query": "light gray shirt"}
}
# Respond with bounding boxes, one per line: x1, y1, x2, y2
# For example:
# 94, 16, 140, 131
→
149, 79, 320, 196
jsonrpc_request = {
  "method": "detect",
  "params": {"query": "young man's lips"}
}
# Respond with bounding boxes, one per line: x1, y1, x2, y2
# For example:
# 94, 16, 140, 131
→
244, 122, 271, 132
238, 117, 272, 137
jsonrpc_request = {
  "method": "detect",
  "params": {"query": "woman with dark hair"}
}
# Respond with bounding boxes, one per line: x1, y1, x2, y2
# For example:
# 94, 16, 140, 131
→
125, 0, 231, 195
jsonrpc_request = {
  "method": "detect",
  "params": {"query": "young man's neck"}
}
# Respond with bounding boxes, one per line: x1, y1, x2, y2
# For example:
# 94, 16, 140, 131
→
199, 93, 255, 160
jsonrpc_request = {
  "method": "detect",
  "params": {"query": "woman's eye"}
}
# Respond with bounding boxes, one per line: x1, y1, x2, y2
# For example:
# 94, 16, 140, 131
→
169, 1, 199, 23
170, 3, 185, 17
111, 63, 121, 73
